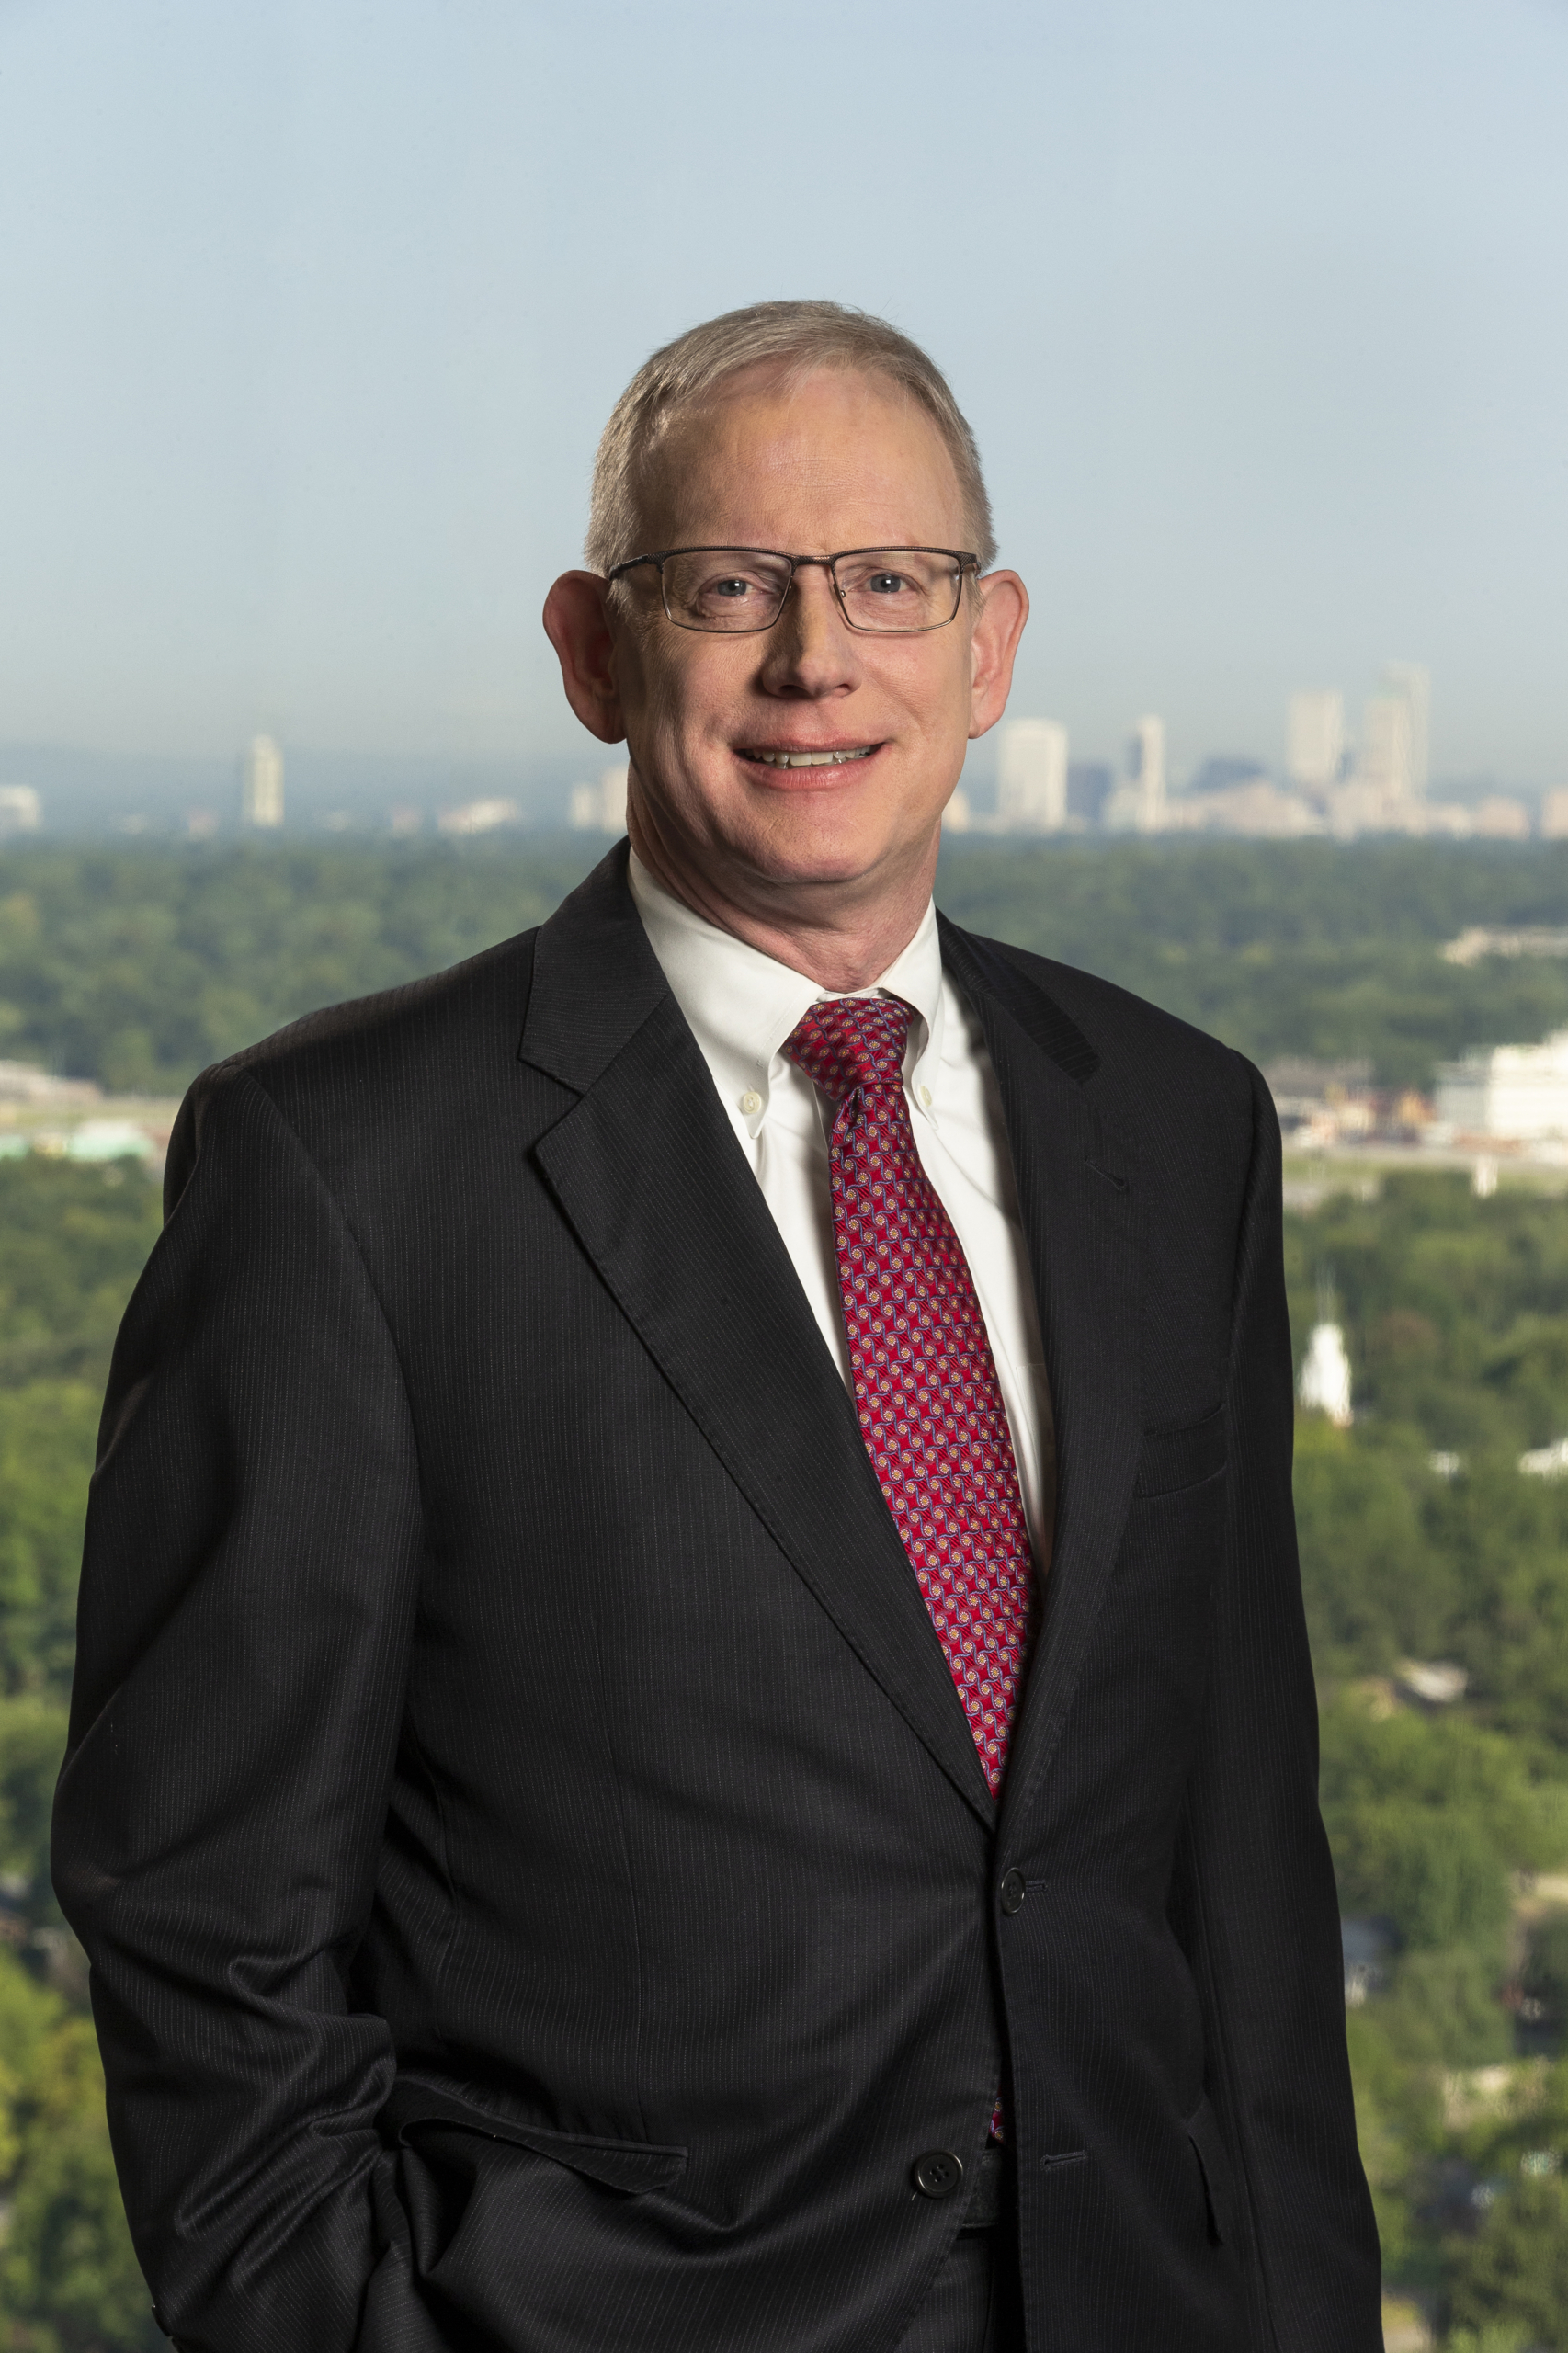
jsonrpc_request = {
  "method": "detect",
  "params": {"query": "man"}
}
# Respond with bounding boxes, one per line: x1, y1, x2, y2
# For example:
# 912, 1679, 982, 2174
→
55, 301, 1381, 2351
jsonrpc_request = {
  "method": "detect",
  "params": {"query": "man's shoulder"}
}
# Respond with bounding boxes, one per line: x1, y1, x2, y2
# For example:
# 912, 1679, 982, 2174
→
218, 924, 537, 1094
953, 925, 1260, 1120
169, 926, 542, 1192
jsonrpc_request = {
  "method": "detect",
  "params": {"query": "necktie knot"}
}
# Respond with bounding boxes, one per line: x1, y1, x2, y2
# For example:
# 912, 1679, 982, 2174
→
783, 995, 912, 1103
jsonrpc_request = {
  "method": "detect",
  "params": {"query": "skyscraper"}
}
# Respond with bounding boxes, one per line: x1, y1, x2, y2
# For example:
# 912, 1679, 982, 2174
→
1381, 662, 1430, 796
1103, 717, 1167, 833
996, 719, 1068, 832
1540, 790, 1568, 841
1132, 716, 1165, 829
1286, 690, 1345, 794
242, 735, 285, 828
1358, 694, 1415, 805
600, 761, 629, 833
568, 763, 631, 833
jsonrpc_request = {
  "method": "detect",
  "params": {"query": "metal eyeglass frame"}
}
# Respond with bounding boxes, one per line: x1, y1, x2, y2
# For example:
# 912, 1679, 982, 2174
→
604, 546, 982, 636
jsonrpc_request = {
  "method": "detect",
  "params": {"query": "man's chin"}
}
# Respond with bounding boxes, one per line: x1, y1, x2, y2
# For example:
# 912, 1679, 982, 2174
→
736, 812, 932, 897
635, 767, 947, 904
730, 777, 947, 887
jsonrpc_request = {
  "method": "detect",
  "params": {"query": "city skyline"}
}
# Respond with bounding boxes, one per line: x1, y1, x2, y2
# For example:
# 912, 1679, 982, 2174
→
1, 645, 1552, 838
0, 1, 1563, 784
6, 666, 1562, 843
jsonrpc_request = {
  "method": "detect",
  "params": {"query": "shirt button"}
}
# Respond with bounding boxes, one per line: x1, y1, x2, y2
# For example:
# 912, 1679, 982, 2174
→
918, 1084, 933, 1108
740, 1091, 762, 1116
999, 1869, 1028, 1915
912, 2150, 964, 2199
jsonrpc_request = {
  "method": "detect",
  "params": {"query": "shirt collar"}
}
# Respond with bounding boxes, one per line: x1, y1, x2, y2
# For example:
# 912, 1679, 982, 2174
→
627, 851, 946, 1138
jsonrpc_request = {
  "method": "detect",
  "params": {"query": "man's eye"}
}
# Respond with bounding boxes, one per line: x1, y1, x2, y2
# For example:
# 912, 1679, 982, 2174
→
687, 573, 767, 604
866, 572, 913, 595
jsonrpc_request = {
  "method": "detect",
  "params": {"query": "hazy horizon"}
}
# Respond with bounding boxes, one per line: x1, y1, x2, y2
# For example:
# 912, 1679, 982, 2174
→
2, 0, 1565, 791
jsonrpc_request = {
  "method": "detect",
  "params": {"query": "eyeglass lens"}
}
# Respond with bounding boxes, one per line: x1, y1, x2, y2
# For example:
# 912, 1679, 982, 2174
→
658, 551, 964, 634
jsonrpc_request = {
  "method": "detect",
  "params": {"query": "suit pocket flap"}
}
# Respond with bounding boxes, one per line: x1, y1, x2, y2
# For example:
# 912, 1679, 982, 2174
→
1184, 2094, 1235, 2245
381, 2076, 687, 2192
1135, 1405, 1227, 1497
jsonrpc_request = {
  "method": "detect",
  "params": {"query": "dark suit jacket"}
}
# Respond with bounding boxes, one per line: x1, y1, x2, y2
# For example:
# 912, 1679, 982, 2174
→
53, 845, 1381, 2352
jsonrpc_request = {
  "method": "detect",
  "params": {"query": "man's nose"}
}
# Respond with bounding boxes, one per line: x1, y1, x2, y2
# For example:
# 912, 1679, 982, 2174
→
756, 565, 862, 697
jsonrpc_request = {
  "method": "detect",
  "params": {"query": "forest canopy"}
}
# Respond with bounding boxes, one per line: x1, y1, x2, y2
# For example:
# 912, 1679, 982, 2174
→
4, 835, 1568, 1094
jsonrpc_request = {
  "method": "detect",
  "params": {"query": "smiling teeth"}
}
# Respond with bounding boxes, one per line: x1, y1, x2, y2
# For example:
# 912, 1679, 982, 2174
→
748, 746, 874, 767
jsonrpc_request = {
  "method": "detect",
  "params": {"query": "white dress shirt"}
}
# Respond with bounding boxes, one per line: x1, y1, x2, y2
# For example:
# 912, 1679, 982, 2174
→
629, 853, 1055, 1570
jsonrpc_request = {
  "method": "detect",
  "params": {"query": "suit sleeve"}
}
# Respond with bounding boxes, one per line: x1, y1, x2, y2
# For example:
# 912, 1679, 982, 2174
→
51, 1067, 441, 2352
1178, 1059, 1382, 2349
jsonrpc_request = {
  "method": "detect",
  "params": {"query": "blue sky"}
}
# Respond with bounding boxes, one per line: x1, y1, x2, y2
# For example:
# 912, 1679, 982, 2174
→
0, 0, 1564, 791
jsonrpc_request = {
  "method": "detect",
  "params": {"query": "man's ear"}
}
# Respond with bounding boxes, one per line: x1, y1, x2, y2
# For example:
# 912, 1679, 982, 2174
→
542, 572, 627, 744
966, 570, 1029, 741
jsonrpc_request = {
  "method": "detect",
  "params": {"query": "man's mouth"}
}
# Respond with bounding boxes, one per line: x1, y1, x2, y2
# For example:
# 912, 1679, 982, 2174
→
738, 745, 879, 769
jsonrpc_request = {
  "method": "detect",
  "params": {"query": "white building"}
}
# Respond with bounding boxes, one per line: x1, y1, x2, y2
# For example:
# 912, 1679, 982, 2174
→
569, 763, 630, 833
437, 798, 519, 836
1165, 779, 1323, 838
1299, 1324, 1353, 1427
1471, 796, 1531, 841
0, 785, 40, 836
1436, 1032, 1568, 1141
1358, 693, 1415, 806
0, 1062, 99, 1105
1287, 690, 1345, 795
242, 735, 285, 828
996, 720, 1068, 832
1381, 662, 1430, 797
1105, 717, 1166, 833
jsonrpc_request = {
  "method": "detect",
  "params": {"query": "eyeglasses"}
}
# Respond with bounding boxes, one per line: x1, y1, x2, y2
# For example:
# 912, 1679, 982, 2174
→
605, 546, 981, 635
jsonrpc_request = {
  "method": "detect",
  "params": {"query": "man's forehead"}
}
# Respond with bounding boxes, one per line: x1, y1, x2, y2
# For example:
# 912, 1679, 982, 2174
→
640, 367, 964, 541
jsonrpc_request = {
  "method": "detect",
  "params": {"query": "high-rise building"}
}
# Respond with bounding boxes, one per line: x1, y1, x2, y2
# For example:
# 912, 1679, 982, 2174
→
242, 735, 285, 828
996, 719, 1068, 832
1381, 662, 1430, 796
1106, 717, 1166, 832
1358, 694, 1415, 805
1131, 716, 1165, 829
1286, 690, 1344, 794
569, 763, 631, 833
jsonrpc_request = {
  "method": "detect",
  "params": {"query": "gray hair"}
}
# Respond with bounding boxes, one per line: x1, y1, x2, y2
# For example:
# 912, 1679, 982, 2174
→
585, 300, 996, 576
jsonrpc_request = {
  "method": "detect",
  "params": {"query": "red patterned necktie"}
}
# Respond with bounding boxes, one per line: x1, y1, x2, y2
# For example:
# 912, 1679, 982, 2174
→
783, 993, 1038, 1798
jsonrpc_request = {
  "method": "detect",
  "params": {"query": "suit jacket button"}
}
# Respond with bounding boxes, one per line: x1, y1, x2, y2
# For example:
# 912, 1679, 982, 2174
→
999, 1869, 1028, 1915
913, 2150, 964, 2199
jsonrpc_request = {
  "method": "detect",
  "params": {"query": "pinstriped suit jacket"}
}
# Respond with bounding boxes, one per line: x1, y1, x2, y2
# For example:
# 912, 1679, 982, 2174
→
54, 843, 1381, 2351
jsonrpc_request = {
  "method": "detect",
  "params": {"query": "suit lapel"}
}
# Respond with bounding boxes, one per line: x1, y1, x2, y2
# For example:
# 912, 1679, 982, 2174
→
520, 851, 995, 1824
937, 921, 1143, 1836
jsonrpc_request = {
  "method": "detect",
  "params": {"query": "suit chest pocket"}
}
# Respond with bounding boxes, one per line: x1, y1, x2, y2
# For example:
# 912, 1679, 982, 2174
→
1133, 1404, 1226, 1499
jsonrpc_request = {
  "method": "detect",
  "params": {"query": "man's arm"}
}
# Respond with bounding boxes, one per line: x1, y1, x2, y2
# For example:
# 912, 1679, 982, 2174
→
1176, 1059, 1382, 2350
53, 1066, 436, 2352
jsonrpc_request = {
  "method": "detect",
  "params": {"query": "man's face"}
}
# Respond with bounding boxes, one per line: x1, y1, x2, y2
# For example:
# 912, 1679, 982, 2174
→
596, 366, 1024, 908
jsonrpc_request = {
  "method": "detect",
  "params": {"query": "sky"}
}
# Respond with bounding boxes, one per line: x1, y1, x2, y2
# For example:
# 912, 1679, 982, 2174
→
0, 0, 1565, 801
